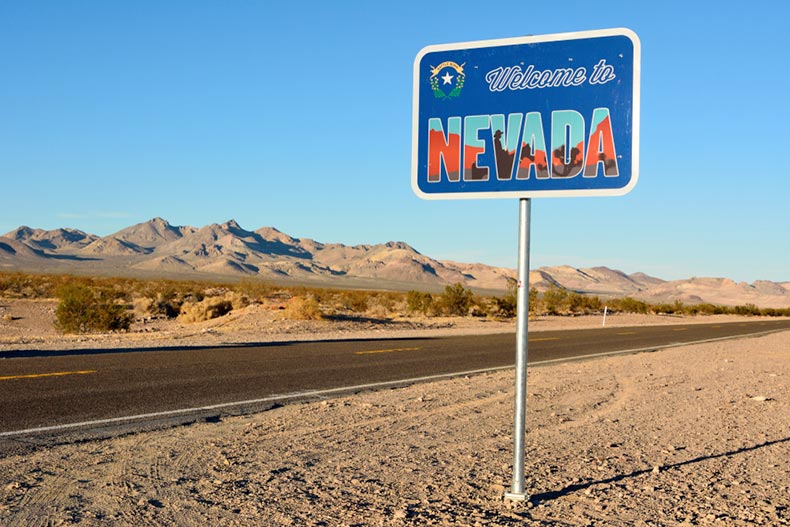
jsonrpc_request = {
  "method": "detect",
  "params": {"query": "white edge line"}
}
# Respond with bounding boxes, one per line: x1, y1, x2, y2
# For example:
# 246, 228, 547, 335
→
1, 328, 785, 439
529, 329, 784, 366
0, 368, 513, 438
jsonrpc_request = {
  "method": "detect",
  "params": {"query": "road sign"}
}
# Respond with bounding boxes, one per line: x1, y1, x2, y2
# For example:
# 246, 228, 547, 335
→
412, 28, 640, 199
411, 28, 641, 503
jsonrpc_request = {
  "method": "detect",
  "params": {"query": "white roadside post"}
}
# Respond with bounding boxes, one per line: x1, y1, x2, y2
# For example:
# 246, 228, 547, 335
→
412, 29, 640, 504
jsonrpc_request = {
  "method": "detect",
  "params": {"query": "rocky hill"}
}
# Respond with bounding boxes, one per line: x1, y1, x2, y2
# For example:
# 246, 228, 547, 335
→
0, 218, 513, 290
1, 218, 789, 307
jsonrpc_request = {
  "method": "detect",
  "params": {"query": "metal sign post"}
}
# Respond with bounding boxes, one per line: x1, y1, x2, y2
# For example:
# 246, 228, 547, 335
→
411, 28, 640, 503
504, 197, 531, 501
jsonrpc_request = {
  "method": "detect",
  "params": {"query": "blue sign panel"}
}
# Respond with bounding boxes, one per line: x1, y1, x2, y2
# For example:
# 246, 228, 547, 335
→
412, 29, 640, 199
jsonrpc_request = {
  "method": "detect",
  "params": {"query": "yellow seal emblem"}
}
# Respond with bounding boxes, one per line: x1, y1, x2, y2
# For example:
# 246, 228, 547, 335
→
429, 61, 465, 100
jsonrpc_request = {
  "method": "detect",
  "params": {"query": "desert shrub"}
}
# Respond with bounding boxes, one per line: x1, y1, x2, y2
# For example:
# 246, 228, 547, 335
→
0, 272, 235, 303
151, 292, 184, 318
55, 284, 132, 333
489, 295, 516, 318
145, 285, 215, 319
469, 304, 488, 317
284, 295, 323, 320
291, 286, 332, 304
146, 282, 205, 305
338, 290, 369, 313
234, 278, 271, 302
684, 303, 717, 316
132, 296, 155, 318
0, 273, 29, 298
176, 292, 247, 323
707, 304, 728, 315
439, 283, 473, 316
371, 292, 400, 312
564, 293, 603, 314
207, 290, 248, 310
365, 293, 401, 318
528, 287, 540, 315
0, 272, 59, 298
178, 297, 233, 323
490, 296, 516, 318
406, 290, 435, 315
733, 303, 761, 316
228, 291, 249, 310
132, 290, 188, 319
542, 286, 569, 315
581, 294, 603, 313
365, 302, 392, 319
490, 278, 518, 318
651, 303, 677, 315
567, 292, 585, 313
611, 296, 649, 314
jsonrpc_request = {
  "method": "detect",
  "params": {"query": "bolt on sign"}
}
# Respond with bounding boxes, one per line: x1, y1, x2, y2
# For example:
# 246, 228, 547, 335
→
412, 28, 640, 200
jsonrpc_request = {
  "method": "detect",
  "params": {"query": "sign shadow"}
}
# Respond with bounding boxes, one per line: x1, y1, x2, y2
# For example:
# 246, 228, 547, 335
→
530, 436, 790, 503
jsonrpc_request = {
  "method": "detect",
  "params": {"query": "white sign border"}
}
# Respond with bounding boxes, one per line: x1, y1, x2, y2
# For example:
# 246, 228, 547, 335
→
411, 28, 641, 200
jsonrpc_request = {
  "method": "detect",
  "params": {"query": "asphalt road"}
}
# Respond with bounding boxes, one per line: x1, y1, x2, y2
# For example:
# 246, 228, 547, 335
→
1, 319, 788, 440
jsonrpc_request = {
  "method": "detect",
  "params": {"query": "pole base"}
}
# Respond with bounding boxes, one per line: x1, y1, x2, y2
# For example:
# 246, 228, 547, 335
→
504, 491, 528, 502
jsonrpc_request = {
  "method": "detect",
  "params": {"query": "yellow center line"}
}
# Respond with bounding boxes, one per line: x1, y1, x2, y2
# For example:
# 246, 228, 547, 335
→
528, 337, 560, 342
673, 328, 688, 331
617, 331, 637, 335
712, 325, 722, 328
0, 370, 97, 382
355, 347, 421, 356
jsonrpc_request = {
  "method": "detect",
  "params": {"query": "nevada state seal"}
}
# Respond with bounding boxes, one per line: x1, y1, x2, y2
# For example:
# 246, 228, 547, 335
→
429, 61, 465, 100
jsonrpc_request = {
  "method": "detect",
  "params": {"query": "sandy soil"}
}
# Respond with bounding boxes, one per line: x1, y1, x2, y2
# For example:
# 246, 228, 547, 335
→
0, 307, 788, 525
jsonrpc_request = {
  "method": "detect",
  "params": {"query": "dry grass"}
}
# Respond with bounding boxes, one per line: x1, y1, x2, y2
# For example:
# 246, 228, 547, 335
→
132, 296, 155, 318
177, 292, 249, 324
283, 295, 323, 320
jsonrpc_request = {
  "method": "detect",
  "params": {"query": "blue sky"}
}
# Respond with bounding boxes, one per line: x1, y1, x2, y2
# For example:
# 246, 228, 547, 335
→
1, 1, 788, 283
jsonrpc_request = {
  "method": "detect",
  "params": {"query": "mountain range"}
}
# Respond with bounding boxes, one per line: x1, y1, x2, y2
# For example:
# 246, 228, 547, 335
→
1, 218, 789, 307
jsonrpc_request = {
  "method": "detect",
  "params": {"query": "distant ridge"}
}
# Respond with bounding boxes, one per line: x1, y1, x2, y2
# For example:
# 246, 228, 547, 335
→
2, 218, 789, 307
6, 226, 98, 251
109, 217, 195, 250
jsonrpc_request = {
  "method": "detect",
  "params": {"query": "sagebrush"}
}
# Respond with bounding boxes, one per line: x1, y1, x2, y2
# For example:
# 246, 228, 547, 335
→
55, 284, 132, 333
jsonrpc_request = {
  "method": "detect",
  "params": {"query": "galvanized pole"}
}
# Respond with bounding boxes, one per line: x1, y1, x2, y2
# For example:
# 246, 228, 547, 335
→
505, 197, 531, 502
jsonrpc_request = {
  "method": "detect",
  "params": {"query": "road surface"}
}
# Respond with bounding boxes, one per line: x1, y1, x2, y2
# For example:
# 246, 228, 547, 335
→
1, 319, 788, 444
